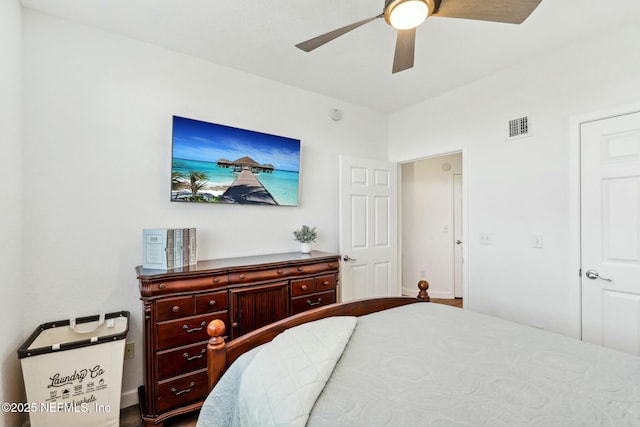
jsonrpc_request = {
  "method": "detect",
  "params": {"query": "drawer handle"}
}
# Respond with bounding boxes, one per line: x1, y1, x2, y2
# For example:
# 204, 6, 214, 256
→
231, 322, 239, 329
277, 269, 284, 274
183, 321, 206, 333
301, 285, 308, 291
172, 306, 180, 313
213, 278, 219, 284
183, 349, 206, 361
322, 281, 330, 286
307, 298, 322, 307
328, 263, 334, 268
171, 382, 195, 396
297, 267, 304, 272
209, 300, 216, 306
159, 284, 166, 289
239, 274, 245, 280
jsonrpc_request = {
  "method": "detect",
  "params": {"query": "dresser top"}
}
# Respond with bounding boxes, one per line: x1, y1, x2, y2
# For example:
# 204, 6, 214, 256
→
136, 250, 340, 279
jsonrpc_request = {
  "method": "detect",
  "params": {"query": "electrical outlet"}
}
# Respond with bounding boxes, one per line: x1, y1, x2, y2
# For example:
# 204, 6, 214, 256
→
124, 342, 135, 360
479, 233, 493, 245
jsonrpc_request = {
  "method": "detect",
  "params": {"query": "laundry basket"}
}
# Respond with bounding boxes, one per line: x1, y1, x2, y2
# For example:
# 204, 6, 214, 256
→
17, 311, 129, 427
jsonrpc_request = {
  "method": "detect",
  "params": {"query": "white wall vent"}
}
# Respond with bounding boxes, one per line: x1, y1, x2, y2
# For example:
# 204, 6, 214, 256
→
507, 116, 531, 140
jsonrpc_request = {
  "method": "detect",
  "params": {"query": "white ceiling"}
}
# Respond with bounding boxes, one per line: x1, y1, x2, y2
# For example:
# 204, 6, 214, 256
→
19, 0, 640, 112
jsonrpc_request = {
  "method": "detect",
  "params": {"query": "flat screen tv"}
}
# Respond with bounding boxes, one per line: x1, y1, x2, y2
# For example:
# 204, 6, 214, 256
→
171, 116, 301, 206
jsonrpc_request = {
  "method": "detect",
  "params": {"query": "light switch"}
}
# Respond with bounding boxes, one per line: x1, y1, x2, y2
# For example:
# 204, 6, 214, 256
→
532, 234, 543, 248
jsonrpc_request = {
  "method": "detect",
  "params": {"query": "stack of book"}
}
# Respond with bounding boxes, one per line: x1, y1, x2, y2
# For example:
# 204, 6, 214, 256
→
143, 228, 197, 270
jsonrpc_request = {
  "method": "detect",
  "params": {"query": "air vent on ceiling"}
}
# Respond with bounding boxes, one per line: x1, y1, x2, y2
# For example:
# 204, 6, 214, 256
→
507, 116, 531, 140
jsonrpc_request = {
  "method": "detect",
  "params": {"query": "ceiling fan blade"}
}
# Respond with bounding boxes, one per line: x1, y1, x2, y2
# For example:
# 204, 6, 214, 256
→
392, 28, 416, 74
295, 15, 381, 52
433, 0, 542, 24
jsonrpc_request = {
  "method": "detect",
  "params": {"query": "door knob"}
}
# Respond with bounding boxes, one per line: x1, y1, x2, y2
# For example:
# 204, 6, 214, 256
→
585, 269, 613, 282
456, 240, 462, 244
343, 255, 357, 262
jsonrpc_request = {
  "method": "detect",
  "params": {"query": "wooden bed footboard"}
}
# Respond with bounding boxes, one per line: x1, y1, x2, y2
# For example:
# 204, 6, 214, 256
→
206, 280, 430, 391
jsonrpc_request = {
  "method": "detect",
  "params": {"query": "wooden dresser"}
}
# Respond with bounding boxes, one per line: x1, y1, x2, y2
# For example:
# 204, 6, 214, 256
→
136, 251, 340, 426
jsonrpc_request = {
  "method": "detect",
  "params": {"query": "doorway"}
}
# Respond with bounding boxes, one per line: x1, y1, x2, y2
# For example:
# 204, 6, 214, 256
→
400, 152, 463, 301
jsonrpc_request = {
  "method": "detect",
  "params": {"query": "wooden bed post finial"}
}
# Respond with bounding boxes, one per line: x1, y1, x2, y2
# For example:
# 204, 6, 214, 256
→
207, 319, 227, 391
417, 280, 430, 302
207, 319, 226, 346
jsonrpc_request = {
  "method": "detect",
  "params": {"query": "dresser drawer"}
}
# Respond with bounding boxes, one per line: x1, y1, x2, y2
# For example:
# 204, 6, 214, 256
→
156, 370, 208, 413
156, 296, 194, 322
229, 267, 289, 284
156, 312, 228, 351
147, 274, 229, 296
195, 290, 228, 314
290, 278, 314, 297
289, 261, 339, 276
156, 341, 208, 380
170, 274, 229, 289
290, 290, 336, 315
314, 274, 336, 293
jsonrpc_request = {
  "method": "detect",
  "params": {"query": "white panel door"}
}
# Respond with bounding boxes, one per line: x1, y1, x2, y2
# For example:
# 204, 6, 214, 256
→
339, 155, 398, 301
581, 111, 640, 356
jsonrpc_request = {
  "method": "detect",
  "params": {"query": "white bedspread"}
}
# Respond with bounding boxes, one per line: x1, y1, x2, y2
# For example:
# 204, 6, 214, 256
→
308, 303, 640, 427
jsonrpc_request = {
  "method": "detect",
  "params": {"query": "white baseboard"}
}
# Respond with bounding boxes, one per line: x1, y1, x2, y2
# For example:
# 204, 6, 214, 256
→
402, 286, 418, 297
402, 287, 454, 299
121, 387, 139, 409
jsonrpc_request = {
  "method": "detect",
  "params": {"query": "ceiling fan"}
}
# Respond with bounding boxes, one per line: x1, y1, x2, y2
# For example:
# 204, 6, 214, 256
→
295, 0, 542, 73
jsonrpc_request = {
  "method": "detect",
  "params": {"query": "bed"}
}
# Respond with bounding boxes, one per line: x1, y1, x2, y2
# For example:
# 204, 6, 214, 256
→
196, 281, 640, 426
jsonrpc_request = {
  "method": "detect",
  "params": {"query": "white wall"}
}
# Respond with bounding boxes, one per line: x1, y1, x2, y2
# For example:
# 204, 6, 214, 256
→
0, 1, 25, 426
389, 21, 640, 338
401, 153, 462, 298
21, 10, 388, 406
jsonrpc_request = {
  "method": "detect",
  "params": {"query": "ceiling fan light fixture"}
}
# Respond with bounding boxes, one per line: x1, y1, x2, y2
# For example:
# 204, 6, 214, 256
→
384, 0, 430, 30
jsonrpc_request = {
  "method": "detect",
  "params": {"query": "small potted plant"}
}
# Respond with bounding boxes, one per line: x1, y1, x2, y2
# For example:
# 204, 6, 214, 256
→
293, 225, 317, 254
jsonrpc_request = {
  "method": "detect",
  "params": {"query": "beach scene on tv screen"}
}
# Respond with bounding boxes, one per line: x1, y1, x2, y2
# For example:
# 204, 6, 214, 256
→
171, 116, 301, 206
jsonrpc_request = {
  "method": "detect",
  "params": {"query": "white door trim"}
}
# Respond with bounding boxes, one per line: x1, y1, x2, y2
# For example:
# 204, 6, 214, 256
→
397, 147, 470, 304
569, 101, 640, 340
453, 173, 464, 299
